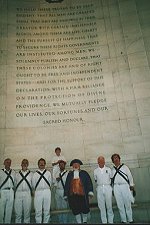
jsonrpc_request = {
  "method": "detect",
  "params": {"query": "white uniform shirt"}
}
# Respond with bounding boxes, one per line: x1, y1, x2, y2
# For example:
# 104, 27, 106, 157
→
52, 155, 66, 178
111, 164, 134, 186
15, 170, 33, 192
94, 166, 111, 186
32, 169, 52, 190
55, 170, 68, 190
0, 168, 15, 190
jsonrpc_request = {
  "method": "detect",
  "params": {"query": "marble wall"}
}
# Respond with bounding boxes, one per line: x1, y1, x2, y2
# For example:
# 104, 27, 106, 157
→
0, 0, 150, 202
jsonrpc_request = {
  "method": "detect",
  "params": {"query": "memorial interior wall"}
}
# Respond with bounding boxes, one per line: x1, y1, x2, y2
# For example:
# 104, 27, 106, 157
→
0, 0, 150, 203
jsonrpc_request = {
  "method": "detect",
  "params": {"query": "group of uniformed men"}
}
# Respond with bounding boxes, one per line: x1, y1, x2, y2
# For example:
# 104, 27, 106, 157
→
0, 147, 135, 224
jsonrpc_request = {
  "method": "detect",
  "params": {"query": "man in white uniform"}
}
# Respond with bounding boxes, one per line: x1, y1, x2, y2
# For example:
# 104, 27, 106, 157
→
94, 156, 114, 223
55, 160, 68, 223
32, 158, 52, 223
52, 147, 66, 185
0, 158, 15, 223
14, 159, 33, 223
111, 153, 135, 223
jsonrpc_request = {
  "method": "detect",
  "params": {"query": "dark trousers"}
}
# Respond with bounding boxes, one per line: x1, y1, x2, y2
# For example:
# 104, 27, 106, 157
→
68, 194, 90, 215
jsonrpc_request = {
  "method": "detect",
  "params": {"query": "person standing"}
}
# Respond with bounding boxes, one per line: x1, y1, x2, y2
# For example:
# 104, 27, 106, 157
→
64, 159, 94, 224
0, 158, 15, 223
32, 158, 52, 223
55, 160, 68, 223
111, 153, 135, 223
52, 147, 66, 185
14, 159, 33, 223
94, 156, 114, 223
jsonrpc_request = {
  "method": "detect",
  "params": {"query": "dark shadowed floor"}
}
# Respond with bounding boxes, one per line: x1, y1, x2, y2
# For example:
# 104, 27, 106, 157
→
11, 202, 150, 224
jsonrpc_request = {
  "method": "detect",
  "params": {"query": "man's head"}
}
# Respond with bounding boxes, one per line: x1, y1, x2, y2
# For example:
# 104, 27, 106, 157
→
21, 159, 29, 171
111, 153, 121, 167
55, 147, 61, 156
70, 159, 83, 171
97, 156, 105, 168
38, 158, 46, 170
4, 158, 11, 170
72, 163, 80, 170
59, 160, 66, 171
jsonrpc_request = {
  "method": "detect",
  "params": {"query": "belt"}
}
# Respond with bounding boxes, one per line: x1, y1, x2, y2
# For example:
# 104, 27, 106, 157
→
98, 184, 110, 186
56, 188, 64, 190
16, 190, 30, 192
2, 187, 13, 190
114, 183, 127, 185
35, 188, 51, 191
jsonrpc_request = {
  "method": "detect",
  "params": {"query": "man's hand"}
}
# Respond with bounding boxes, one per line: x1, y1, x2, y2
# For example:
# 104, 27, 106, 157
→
130, 186, 134, 191
64, 196, 68, 201
130, 186, 136, 197
56, 177, 61, 182
88, 192, 94, 199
